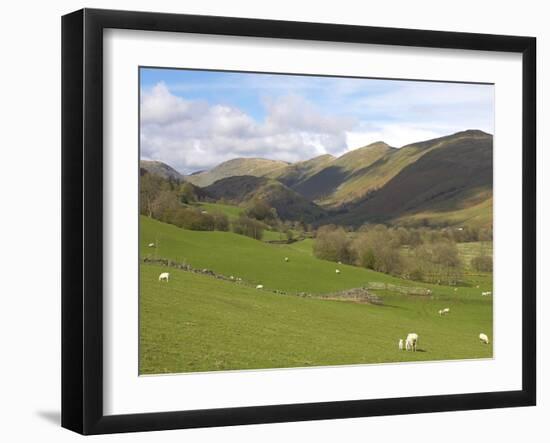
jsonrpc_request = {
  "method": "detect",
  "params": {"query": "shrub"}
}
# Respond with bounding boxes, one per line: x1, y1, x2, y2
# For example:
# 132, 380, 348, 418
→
232, 215, 265, 240
351, 229, 402, 275
471, 255, 493, 272
313, 226, 351, 263
409, 268, 425, 282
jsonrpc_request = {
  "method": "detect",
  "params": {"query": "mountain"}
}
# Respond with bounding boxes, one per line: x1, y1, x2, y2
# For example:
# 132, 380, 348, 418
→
317, 130, 490, 208
325, 130, 493, 227
141, 129, 493, 228
290, 142, 394, 203
268, 154, 335, 188
204, 176, 327, 223
185, 158, 289, 187
140, 160, 183, 181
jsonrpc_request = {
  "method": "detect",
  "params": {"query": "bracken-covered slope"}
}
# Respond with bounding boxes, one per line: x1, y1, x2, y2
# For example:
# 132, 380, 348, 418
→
268, 154, 335, 188
325, 130, 493, 227
185, 158, 289, 187
204, 175, 327, 223
291, 142, 394, 203
141, 130, 493, 228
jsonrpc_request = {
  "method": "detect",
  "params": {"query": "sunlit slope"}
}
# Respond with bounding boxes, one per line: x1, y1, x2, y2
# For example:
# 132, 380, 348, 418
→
141, 216, 487, 297
140, 263, 493, 374
327, 131, 493, 227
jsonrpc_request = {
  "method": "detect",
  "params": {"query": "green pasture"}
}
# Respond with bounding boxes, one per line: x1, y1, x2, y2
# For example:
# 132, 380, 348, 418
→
140, 216, 493, 374
140, 264, 492, 374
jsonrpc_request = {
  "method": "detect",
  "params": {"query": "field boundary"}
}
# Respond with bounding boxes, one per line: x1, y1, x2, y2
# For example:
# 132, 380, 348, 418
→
142, 257, 383, 304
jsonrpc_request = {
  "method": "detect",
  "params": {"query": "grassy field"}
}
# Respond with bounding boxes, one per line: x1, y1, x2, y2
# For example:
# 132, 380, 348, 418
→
193, 201, 243, 220
140, 216, 493, 374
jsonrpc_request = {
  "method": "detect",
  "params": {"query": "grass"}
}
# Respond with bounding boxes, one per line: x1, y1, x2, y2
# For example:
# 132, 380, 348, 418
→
140, 263, 492, 374
193, 201, 243, 220
141, 217, 486, 296
140, 216, 493, 374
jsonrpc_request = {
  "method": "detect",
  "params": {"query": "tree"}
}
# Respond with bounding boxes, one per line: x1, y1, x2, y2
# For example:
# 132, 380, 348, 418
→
413, 240, 463, 284
351, 229, 402, 274
232, 215, 265, 240
245, 199, 278, 224
471, 255, 493, 272
150, 190, 179, 222
313, 226, 351, 263
211, 211, 229, 231
140, 173, 167, 217
178, 182, 198, 204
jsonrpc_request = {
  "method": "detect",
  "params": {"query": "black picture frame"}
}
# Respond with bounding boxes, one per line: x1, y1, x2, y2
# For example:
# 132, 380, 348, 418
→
61, 8, 537, 435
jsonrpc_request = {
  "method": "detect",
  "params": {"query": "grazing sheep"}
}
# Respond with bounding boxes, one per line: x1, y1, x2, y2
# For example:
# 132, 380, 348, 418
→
398, 339, 404, 351
479, 333, 490, 344
442, 307, 450, 315
236, 277, 242, 282
405, 333, 418, 352
256, 284, 264, 289
158, 272, 170, 282
335, 269, 341, 274
284, 257, 289, 262
229, 276, 235, 280
148, 242, 155, 248
481, 291, 492, 296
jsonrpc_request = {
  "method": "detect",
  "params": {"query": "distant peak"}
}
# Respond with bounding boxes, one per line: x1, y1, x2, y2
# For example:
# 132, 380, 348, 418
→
453, 129, 492, 137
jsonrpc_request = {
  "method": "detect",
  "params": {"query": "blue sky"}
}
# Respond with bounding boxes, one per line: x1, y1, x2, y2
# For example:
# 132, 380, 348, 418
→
140, 67, 494, 174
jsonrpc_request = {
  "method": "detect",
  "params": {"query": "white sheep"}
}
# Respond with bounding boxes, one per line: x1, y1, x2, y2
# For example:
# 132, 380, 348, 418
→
335, 269, 341, 274
438, 309, 444, 316
481, 291, 492, 296
398, 339, 404, 351
454, 288, 458, 292
284, 257, 289, 262
158, 272, 170, 282
229, 276, 235, 280
442, 307, 450, 315
256, 284, 264, 289
405, 333, 418, 352
479, 333, 490, 344
148, 242, 155, 248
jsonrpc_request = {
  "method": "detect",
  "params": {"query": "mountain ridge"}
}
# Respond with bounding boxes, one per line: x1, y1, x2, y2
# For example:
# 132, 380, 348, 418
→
141, 129, 493, 228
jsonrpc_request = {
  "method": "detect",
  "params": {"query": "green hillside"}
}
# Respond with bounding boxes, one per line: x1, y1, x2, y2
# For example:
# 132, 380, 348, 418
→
269, 154, 335, 187
193, 201, 243, 220
292, 142, 393, 202
329, 131, 493, 227
204, 176, 327, 223
141, 216, 491, 296
140, 263, 492, 374
139, 217, 493, 374
185, 157, 289, 187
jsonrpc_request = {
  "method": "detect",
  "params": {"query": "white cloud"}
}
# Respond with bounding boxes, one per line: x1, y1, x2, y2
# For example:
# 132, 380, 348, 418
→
140, 83, 355, 173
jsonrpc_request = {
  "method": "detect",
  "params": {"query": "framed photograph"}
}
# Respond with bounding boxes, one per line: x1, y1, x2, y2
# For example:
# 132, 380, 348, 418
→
62, 8, 536, 435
